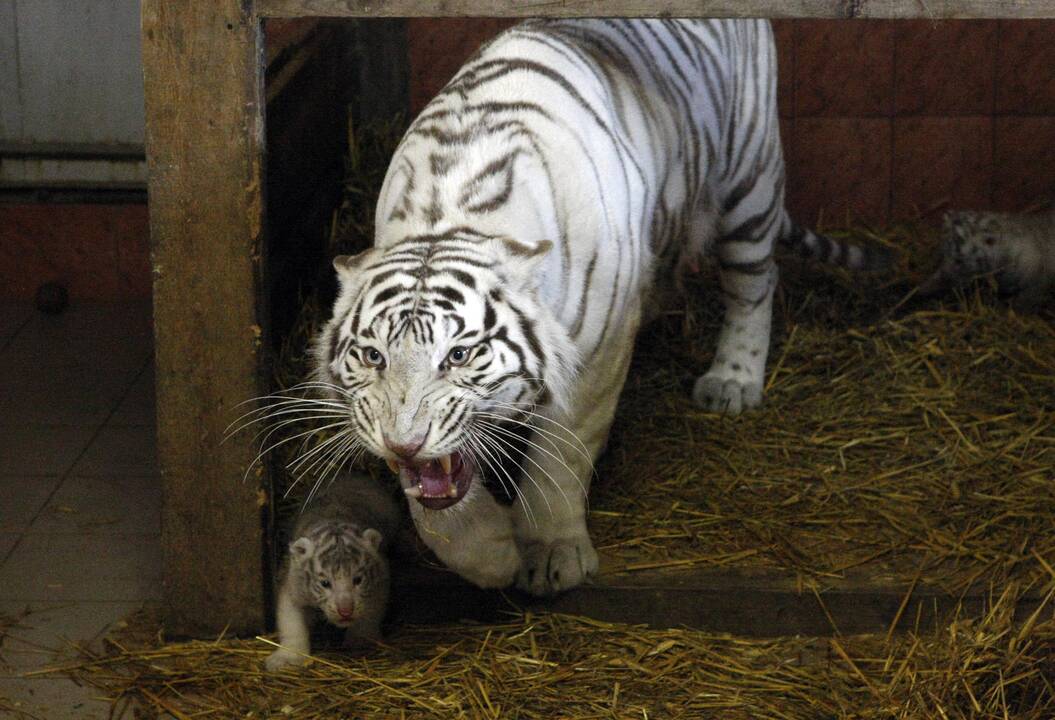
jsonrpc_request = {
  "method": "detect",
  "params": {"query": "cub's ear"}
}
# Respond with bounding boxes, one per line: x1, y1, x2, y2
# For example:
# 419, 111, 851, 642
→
290, 537, 315, 563
333, 249, 374, 280
361, 528, 384, 552
495, 238, 554, 287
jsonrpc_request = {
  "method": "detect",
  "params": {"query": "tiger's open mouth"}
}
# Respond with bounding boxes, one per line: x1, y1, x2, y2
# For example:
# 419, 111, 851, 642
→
391, 451, 474, 510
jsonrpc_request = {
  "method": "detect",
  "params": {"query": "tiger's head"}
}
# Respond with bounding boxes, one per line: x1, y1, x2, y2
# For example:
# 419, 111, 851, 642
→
921, 212, 1010, 296
313, 231, 578, 510
940, 211, 1009, 276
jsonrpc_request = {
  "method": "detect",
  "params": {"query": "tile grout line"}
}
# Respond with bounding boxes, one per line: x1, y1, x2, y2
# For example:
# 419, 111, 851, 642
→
0, 306, 35, 355
0, 354, 154, 568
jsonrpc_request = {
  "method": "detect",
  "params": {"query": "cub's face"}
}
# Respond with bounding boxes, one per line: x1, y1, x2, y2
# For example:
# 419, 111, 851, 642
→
941, 211, 1006, 277
313, 235, 574, 511
291, 525, 385, 627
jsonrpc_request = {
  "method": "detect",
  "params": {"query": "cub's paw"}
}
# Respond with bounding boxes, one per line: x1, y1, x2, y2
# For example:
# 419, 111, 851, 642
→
265, 648, 307, 672
517, 535, 599, 597
692, 373, 762, 416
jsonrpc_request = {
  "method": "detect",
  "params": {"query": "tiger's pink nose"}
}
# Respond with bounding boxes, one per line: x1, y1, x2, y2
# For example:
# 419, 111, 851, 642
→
337, 604, 354, 620
384, 435, 425, 460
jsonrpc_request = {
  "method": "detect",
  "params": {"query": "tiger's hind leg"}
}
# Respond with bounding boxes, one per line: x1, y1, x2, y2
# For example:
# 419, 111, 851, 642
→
692, 185, 780, 415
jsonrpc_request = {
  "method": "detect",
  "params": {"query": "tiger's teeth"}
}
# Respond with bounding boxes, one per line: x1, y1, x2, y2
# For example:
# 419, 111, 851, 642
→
438, 454, 452, 475
404, 485, 423, 499
386, 458, 400, 475
447, 482, 458, 498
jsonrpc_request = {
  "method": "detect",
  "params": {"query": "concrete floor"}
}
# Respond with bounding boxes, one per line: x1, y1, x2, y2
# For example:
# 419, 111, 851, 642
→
0, 302, 159, 719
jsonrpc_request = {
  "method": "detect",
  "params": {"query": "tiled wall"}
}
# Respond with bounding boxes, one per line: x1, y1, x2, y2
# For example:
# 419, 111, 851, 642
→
407, 19, 1055, 228
0, 204, 150, 300
0, 20, 314, 303
6, 20, 1052, 302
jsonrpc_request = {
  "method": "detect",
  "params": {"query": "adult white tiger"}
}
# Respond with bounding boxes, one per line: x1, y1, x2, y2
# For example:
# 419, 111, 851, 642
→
313, 19, 886, 596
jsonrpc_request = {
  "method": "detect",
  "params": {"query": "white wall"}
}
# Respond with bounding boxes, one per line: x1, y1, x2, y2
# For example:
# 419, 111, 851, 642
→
0, 0, 146, 187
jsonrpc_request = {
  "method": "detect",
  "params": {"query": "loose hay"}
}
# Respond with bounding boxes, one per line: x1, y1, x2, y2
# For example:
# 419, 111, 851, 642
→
592, 265, 1055, 593
37, 582, 1055, 719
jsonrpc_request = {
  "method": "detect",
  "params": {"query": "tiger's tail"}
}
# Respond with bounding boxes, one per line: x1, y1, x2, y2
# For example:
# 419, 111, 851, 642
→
778, 214, 893, 272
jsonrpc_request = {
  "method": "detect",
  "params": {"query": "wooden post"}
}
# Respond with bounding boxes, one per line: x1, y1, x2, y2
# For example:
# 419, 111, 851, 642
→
142, 0, 270, 636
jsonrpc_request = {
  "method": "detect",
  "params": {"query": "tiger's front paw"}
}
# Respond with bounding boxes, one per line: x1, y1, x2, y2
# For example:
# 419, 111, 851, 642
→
517, 534, 599, 597
692, 373, 763, 416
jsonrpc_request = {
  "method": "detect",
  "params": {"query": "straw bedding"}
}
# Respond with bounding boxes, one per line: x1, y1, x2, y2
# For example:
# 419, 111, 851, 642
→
25, 118, 1054, 718
30, 583, 1055, 718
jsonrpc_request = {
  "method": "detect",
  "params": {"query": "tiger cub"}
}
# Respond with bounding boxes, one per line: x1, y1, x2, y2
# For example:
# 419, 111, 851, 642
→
920, 209, 1055, 310
265, 472, 400, 671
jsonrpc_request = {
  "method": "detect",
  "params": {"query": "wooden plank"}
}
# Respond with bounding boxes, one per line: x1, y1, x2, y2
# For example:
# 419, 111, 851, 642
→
391, 555, 1045, 636
142, 0, 270, 637
257, 0, 1055, 19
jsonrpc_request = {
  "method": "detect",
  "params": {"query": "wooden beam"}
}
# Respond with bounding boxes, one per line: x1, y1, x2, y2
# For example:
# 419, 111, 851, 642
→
257, 0, 1055, 19
142, 0, 270, 637
392, 557, 1045, 637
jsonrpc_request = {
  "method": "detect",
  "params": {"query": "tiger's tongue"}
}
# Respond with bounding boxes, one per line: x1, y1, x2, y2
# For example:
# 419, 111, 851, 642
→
418, 463, 453, 496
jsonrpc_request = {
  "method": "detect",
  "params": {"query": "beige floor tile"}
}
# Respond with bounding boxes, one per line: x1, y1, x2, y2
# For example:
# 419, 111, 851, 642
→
30, 476, 160, 535
2, 303, 151, 369
0, 677, 124, 719
0, 304, 31, 345
109, 366, 155, 427
0, 361, 143, 427
0, 534, 161, 602
0, 534, 18, 563
0, 601, 144, 676
0, 425, 96, 476
69, 426, 157, 477
0, 477, 63, 534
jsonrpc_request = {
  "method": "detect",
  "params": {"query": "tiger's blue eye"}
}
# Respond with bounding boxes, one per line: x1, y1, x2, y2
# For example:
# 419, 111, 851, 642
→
319, 578, 332, 589
447, 346, 470, 366
363, 348, 385, 368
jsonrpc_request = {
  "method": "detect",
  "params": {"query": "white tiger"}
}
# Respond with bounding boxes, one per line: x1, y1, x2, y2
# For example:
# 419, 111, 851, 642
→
312, 19, 887, 596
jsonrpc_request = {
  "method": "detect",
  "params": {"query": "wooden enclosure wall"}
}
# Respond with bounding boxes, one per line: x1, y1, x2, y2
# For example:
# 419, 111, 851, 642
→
408, 18, 1055, 227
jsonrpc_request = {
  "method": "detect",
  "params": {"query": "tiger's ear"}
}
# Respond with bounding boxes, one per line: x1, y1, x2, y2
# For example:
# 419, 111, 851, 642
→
361, 528, 383, 553
333, 249, 373, 280
496, 238, 553, 285
290, 537, 315, 564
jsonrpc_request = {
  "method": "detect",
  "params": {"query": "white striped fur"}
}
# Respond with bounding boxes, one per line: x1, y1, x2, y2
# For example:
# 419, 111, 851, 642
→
265, 474, 399, 670
312, 19, 887, 596
921, 209, 1055, 311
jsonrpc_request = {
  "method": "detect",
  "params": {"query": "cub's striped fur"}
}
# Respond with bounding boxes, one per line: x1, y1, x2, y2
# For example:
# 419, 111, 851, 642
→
265, 473, 399, 671
921, 209, 1054, 311
313, 19, 887, 596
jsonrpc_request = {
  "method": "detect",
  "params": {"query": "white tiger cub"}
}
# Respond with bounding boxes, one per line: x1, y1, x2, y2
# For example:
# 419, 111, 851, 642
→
920, 209, 1055, 310
265, 472, 399, 671
312, 19, 887, 597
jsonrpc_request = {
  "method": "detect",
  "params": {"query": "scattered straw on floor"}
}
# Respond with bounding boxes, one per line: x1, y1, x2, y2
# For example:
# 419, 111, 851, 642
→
591, 248, 1055, 593
31, 579, 1055, 719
